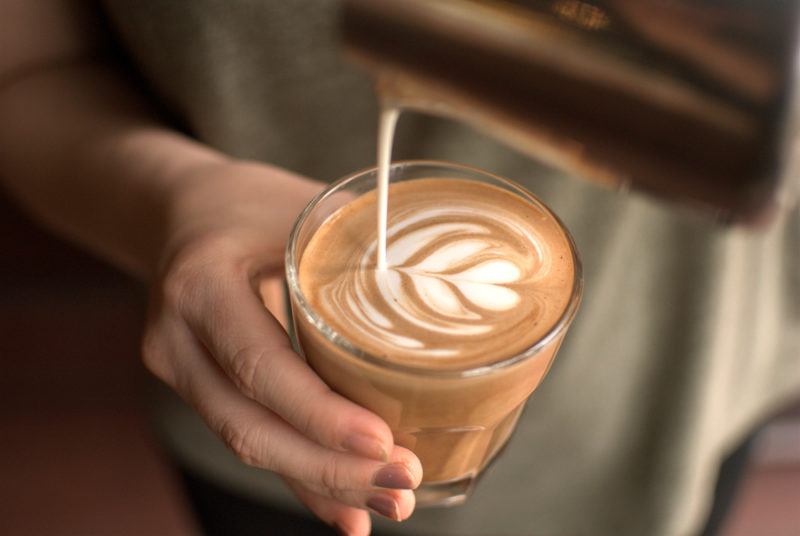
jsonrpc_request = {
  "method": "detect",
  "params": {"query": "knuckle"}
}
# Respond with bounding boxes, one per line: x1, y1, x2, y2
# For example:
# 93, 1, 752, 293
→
325, 487, 361, 509
230, 346, 270, 399
158, 236, 242, 313
159, 261, 201, 314
218, 418, 266, 468
319, 454, 350, 491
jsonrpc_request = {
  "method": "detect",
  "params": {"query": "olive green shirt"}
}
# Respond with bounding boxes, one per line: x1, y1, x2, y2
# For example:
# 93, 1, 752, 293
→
101, 2, 800, 535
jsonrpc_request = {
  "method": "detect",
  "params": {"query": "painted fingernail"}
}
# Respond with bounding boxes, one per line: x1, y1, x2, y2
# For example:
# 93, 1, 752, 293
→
372, 463, 414, 489
343, 434, 388, 462
367, 494, 399, 521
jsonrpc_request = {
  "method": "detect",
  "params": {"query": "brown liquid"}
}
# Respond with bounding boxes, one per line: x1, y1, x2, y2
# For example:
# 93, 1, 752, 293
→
294, 178, 578, 485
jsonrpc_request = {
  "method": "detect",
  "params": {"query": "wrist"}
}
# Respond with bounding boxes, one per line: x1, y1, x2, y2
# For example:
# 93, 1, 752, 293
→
114, 130, 232, 281
153, 157, 324, 284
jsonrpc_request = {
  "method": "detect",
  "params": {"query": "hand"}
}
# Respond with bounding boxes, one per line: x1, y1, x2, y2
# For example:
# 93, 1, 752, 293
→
142, 160, 423, 535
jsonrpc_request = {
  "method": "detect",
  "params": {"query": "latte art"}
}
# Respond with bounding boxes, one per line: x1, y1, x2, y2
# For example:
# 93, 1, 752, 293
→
330, 207, 548, 356
300, 178, 574, 368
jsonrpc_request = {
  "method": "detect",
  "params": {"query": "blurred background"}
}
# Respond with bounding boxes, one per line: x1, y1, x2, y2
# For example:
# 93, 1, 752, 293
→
0, 191, 197, 535
0, 188, 798, 535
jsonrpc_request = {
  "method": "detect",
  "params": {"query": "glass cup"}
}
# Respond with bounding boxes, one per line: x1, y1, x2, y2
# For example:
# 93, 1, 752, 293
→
285, 161, 582, 507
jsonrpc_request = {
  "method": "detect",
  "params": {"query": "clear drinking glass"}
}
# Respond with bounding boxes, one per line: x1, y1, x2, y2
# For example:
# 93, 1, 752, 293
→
285, 161, 582, 507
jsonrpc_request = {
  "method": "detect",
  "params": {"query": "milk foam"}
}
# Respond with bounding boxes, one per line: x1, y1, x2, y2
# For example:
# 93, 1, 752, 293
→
300, 179, 572, 366
376, 108, 399, 271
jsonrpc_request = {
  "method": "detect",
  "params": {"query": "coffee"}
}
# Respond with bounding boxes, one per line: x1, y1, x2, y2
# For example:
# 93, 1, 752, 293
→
289, 166, 580, 504
299, 178, 574, 369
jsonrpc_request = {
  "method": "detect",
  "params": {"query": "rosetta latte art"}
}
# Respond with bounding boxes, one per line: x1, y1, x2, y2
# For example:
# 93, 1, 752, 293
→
322, 205, 552, 358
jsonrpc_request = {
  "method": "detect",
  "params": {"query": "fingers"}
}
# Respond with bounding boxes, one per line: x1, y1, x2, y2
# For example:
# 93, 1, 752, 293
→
155, 320, 422, 495
182, 270, 397, 462
293, 446, 419, 522
284, 478, 372, 536
147, 259, 425, 528
292, 479, 416, 524
295, 445, 420, 521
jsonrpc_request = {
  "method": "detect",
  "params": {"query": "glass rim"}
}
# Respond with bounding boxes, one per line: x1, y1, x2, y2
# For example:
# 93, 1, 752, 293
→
285, 159, 583, 378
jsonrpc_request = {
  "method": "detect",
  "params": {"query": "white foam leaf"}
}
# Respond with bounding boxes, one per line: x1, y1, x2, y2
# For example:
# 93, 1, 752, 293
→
387, 224, 484, 266
452, 281, 520, 311
400, 238, 523, 312
412, 274, 479, 319
452, 259, 521, 284
412, 239, 489, 273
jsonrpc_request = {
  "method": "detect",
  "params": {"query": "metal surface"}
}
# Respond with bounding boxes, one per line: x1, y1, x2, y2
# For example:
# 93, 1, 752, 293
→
343, 0, 800, 225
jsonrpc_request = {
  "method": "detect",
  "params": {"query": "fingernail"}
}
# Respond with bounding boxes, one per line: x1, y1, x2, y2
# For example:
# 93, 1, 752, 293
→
367, 494, 399, 521
343, 434, 388, 462
372, 463, 414, 489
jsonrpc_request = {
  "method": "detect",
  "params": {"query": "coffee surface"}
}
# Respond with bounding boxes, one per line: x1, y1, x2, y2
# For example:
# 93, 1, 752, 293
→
299, 178, 575, 369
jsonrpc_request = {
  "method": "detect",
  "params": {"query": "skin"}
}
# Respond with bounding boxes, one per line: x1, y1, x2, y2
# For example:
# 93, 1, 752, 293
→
0, 1, 422, 534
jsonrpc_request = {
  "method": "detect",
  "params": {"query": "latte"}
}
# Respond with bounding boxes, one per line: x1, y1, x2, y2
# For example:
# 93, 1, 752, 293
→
299, 178, 574, 370
288, 163, 581, 504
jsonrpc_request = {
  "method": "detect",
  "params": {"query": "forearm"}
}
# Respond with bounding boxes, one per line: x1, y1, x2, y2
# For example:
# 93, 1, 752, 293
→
0, 58, 228, 279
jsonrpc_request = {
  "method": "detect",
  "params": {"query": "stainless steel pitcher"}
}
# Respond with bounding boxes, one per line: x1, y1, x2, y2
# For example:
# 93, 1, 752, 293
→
342, 0, 800, 226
